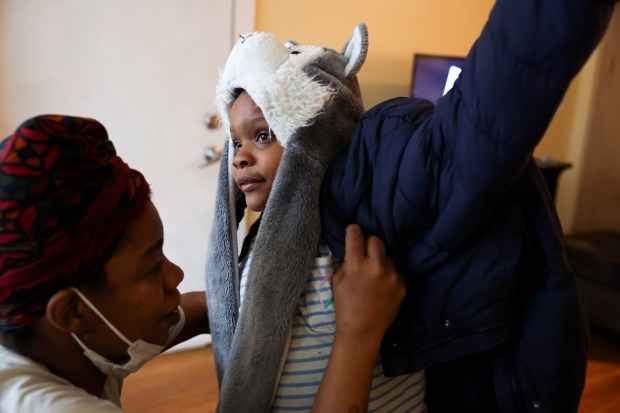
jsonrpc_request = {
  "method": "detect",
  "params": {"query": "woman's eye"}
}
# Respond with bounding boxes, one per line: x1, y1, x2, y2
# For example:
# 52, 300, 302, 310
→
145, 260, 164, 278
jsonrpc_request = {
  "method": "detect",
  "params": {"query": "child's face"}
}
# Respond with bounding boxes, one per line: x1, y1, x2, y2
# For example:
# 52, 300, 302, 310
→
229, 91, 284, 212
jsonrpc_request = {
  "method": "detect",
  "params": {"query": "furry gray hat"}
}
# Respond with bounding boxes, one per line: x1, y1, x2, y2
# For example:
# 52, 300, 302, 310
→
206, 23, 368, 412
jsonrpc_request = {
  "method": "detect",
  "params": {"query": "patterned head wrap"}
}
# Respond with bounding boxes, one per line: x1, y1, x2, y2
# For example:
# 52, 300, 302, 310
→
0, 115, 150, 331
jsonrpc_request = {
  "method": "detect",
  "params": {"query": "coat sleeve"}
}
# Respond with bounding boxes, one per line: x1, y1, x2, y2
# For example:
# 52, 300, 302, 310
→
442, 0, 614, 197
321, 0, 615, 262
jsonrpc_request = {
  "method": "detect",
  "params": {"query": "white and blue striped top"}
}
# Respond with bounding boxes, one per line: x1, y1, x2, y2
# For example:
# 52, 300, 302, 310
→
240, 242, 427, 412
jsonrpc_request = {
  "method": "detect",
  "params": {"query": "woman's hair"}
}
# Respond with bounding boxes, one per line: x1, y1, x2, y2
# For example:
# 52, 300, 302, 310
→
0, 229, 128, 349
0, 115, 151, 334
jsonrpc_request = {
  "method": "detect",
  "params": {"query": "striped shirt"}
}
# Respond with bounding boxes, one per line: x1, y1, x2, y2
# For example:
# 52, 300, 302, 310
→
240, 242, 427, 412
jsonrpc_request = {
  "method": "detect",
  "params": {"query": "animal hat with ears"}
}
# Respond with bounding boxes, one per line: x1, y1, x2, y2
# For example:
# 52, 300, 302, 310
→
205, 23, 368, 412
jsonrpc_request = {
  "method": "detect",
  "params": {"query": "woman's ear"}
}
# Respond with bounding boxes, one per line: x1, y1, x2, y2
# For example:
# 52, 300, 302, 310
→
46, 289, 86, 333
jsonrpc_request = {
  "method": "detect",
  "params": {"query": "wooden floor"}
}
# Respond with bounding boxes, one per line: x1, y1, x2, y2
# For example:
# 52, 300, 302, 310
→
121, 326, 620, 412
580, 326, 620, 413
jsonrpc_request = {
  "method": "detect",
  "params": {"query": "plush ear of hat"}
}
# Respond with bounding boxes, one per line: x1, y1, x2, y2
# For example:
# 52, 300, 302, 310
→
342, 23, 369, 78
206, 24, 368, 412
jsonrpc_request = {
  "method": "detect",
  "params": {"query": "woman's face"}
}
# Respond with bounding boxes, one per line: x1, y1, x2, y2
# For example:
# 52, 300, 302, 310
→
79, 200, 184, 362
229, 91, 284, 212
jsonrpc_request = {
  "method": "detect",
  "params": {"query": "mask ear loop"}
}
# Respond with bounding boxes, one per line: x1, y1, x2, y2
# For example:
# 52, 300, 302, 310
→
70, 287, 133, 346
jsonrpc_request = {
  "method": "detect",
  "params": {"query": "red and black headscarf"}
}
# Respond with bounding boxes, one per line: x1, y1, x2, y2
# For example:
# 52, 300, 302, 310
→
0, 115, 150, 331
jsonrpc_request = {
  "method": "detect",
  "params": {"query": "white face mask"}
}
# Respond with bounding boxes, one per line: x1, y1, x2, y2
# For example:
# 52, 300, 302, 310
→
69, 287, 167, 379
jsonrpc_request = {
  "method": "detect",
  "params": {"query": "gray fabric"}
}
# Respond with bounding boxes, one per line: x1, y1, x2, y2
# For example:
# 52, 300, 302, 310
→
205, 24, 368, 412
205, 143, 240, 385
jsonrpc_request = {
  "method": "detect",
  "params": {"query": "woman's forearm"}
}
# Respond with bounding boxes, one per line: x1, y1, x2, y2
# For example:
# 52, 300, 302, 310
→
312, 333, 382, 413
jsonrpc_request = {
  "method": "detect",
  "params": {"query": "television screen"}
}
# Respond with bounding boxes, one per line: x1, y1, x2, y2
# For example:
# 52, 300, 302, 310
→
410, 54, 465, 104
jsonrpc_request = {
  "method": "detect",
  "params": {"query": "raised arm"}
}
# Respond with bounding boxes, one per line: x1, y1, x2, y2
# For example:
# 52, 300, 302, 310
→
437, 0, 614, 198
322, 0, 616, 260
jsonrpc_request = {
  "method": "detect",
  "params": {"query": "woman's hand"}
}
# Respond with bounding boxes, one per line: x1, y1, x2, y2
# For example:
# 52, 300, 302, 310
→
332, 224, 405, 347
312, 224, 406, 412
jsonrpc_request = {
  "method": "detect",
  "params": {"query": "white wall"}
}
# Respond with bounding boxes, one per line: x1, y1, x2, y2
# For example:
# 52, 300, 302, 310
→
0, 0, 255, 350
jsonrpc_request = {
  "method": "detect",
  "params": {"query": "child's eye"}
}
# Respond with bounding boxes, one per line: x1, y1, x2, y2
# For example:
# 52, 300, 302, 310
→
256, 131, 275, 143
232, 140, 242, 150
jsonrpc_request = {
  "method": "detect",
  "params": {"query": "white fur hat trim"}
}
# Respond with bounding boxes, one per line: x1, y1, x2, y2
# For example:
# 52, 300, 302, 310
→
215, 32, 335, 148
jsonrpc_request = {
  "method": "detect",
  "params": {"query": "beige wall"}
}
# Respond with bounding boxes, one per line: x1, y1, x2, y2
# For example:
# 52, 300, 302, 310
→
256, 0, 495, 109
571, 11, 620, 233
0, 0, 255, 351
255, 1, 619, 234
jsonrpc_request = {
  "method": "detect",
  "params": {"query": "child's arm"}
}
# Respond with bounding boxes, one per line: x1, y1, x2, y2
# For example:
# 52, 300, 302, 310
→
312, 225, 405, 413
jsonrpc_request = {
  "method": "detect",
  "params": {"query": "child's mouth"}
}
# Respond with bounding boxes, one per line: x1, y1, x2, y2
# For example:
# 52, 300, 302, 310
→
237, 177, 262, 192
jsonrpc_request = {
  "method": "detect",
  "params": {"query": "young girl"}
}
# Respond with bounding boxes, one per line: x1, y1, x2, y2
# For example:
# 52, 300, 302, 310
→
206, 0, 616, 412
230, 89, 426, 412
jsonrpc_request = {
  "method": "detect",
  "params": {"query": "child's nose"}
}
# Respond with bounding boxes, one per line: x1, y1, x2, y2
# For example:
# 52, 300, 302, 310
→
232, 147, 252, 169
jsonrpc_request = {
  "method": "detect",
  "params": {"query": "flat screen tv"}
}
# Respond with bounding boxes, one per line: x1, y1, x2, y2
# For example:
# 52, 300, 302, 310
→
410, 54, 465, 104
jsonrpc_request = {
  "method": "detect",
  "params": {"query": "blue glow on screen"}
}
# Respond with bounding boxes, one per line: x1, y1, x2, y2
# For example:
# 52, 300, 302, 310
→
411, 54, 465, 104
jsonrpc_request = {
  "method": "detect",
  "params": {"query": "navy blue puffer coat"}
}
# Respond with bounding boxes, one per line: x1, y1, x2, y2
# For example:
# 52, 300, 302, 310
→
321, 0, 616, 411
